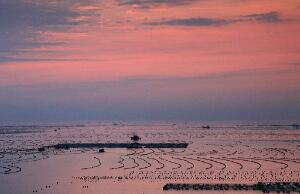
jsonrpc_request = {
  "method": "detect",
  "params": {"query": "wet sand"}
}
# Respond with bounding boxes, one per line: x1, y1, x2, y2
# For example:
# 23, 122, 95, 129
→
0, 121, 300, 193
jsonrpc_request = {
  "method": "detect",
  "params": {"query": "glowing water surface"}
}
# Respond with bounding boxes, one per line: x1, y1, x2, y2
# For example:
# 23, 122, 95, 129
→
0, 121, 300, 193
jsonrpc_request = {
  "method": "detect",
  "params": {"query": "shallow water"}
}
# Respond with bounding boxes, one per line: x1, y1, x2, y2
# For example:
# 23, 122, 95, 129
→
0, 121, 300, 193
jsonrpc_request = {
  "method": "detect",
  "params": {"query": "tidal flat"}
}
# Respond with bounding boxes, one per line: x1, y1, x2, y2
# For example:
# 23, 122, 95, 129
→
0, 121, 300, 194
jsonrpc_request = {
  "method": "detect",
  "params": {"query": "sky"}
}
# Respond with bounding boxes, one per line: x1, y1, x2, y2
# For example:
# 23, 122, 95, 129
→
0, 0, 300, 122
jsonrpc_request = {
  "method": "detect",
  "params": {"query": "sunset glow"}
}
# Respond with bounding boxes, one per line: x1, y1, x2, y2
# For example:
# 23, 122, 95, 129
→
1, 0, 300, 121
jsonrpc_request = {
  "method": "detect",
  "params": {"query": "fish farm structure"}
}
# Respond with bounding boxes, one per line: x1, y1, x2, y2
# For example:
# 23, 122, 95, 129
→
163, 182, 300, 193
39, 142, 188, 150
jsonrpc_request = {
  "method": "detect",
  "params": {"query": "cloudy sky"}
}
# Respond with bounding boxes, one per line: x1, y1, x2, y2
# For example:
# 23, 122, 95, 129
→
0, 0, 300, 122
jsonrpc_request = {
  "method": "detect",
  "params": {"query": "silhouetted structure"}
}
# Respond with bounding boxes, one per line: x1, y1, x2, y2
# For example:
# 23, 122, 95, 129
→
130, 135, 141, 142
163, 182, 300, 193
39, 142, 188, 150
37, 147, 45, 152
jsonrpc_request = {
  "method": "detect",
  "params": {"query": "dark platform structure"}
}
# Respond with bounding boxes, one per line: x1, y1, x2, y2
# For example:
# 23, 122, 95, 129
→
163, 182, 300, 193
39, 142, 188, 150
